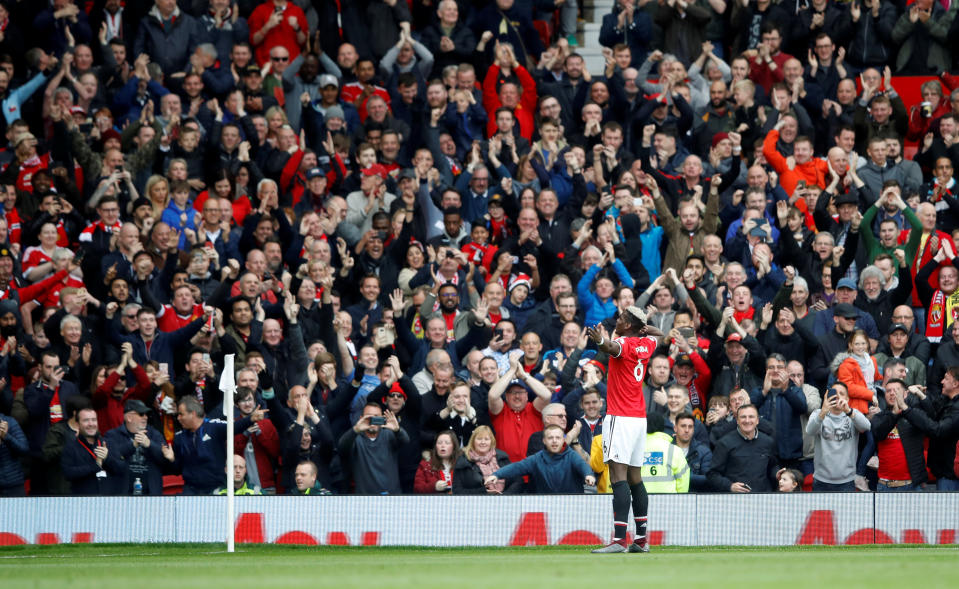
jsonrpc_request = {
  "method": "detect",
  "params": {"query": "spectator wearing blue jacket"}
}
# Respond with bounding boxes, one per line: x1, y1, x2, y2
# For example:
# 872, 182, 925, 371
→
171, 395, 253, 495
749, 353, 809, 466
486, 424, 595, 493
160, 181, 200, 250
598, 0, 653, 66
0, 411, 28, 496
577, 245, 635, 326
107, 306, 209, 381
673, 412, 712, 492
0, 69, 48, 125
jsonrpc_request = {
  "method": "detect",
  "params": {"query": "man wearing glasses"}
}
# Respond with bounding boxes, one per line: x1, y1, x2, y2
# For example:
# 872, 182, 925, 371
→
525, 403, 588, 462
263, 46, 290, 96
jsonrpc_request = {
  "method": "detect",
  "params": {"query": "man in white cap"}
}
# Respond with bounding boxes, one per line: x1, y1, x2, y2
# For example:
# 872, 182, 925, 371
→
587, 306, 664, 553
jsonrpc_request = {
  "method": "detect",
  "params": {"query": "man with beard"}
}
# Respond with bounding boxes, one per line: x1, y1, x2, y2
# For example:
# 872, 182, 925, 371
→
809, 303, 861, 388
284, 52, 332, 131
419, 281, 465, 341
692, 81, 736, 155
23, 352, 82, 492
103, 400, 168, 495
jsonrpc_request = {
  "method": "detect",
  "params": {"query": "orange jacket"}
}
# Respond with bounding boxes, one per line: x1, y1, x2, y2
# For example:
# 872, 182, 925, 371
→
763, 129, 830, 195
837, 356, 879, 414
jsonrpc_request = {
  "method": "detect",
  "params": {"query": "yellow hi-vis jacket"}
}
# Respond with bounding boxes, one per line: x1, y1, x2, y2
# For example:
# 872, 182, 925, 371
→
588, 432, 689, 494
642, 432, 689, 493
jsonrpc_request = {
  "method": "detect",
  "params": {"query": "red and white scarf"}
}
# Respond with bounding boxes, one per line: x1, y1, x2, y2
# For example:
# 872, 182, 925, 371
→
926, 288, 959, 342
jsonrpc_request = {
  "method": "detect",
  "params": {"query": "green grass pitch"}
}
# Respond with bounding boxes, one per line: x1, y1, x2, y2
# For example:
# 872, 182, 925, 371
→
1, 544, 956, 588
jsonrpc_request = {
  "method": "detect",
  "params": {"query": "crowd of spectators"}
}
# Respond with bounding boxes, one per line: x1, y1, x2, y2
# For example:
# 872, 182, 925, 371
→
2, 0, 959, 497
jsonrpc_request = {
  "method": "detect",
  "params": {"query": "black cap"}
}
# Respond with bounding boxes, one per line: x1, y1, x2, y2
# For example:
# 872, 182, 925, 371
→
834, 192, 858, 207
241, 64, 262, 77
889, 323, 909, 334
834, 303, 860, 319
675, 353, 694, 367
124, 399, 151, 414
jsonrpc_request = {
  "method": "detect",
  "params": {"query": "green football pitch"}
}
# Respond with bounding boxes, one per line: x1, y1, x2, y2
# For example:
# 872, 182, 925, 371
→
1, 544, 956, 588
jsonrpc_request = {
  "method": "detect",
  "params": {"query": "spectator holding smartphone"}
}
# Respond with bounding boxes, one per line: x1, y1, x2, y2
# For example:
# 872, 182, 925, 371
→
805, 382, 870, 492
338, 403, 408, 495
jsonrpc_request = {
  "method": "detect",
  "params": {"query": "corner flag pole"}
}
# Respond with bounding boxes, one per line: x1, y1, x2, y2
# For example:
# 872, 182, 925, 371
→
220, 353, 237, 553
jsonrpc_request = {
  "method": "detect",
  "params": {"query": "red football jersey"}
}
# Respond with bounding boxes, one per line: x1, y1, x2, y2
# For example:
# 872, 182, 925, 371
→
606, 336, 657, 418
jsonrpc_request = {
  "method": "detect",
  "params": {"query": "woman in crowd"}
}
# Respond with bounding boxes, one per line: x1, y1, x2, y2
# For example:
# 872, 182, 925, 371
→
453, 426, 521, 495
414, 430, 459, 494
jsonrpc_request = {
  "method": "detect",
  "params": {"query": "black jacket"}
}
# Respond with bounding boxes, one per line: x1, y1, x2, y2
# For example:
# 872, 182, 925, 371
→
452, 450, 523, 495
809, 328, 851, 389
280, 419, 335, 492
871, 407, 929, 485
60, 433, 125, 495
103, 424, 169, 495
901, 393, 959, 481
707, 428, 779, 492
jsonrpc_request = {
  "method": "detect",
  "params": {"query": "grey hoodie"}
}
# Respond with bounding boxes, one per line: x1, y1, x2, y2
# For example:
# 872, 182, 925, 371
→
806, 408, 871, 484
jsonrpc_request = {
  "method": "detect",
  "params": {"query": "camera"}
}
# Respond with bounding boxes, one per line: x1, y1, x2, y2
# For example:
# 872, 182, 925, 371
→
369, 416, 387, 426
445, 250, 455, 259
493, 327, 504, 339
826, 388, 838, 400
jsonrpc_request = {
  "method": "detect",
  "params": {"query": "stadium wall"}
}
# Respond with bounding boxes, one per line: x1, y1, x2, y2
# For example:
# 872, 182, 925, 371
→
1, 494, 957, 547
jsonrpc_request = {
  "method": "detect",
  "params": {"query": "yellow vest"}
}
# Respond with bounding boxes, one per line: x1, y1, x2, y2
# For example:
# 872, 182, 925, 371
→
642, 432, 689, 494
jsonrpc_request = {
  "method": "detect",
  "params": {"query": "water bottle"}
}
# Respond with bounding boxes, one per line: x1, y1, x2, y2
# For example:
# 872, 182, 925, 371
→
133, 478, 143, 496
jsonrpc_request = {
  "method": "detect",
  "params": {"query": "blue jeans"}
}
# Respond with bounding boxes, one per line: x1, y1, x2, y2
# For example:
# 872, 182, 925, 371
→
877, 482, 919, 492
813, 479, 856, 492
936, 478, 959, 491
856, 431, 875, 476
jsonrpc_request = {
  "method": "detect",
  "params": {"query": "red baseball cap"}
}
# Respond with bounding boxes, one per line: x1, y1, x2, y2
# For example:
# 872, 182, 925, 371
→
362, 164, 388, 179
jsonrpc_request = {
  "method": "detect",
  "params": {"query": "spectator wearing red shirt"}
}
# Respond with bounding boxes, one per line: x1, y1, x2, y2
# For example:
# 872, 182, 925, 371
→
670, 349, 712, 421
486, 357, 553, 464
92, 343, 153, 433
907, 79, 953, 141
340, 59, 392, 122
746, 23, 792, 94
482, 45, 537, 141
234, 386, 281, 493
248, 0, 307, 67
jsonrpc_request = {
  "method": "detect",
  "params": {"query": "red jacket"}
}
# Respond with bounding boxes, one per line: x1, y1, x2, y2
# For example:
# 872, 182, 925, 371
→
92, 365, 153, 433
482, 64, 537, 141
414, 459, 452, 494
235, 417, 281, 490
248, 2, 307, 66
748, 51, 792, 93
668, 351, 712, 420
899, 229, 955, 307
